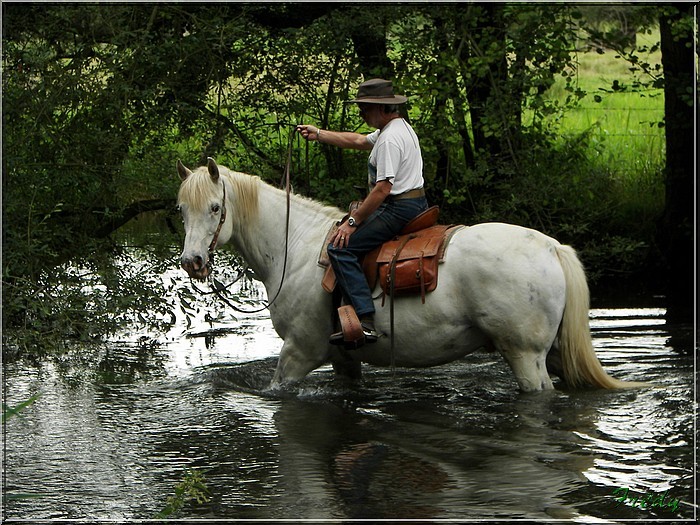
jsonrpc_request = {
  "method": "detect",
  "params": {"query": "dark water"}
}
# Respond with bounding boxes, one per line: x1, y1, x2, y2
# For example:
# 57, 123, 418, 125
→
3, 274, 696, 521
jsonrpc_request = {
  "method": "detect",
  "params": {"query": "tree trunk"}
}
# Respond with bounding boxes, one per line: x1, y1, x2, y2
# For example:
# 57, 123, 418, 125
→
658, 4, 695, 326
465, 3, 508, 159
349, 13, 394, 78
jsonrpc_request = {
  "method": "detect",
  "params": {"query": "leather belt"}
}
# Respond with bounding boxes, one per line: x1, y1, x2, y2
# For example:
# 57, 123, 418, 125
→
386, 188, 425, 202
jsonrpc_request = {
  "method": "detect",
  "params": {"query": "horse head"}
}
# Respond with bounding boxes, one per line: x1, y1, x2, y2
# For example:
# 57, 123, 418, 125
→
176, 157, 230, 280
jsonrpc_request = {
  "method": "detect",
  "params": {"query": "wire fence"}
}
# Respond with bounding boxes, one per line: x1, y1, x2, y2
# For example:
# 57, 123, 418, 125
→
555, 101, 666, 176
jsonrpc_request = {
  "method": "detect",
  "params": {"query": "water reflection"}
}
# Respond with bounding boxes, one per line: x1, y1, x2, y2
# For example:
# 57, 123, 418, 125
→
266, 386, 624, 520
3, 305, 695, 521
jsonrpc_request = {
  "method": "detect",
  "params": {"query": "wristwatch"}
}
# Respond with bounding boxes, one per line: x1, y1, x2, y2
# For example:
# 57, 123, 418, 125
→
347, 216, 358, 227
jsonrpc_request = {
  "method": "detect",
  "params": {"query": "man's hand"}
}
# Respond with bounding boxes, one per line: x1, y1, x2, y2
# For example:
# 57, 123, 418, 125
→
296, 125, 321, 141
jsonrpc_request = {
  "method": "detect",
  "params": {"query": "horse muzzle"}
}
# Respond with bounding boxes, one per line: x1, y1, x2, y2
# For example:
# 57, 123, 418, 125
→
181, 254, 211, 281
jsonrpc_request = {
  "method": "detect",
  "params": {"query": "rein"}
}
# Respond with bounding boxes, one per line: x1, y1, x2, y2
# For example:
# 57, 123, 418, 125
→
200, 130, 294, 314
207, 183, 227, 256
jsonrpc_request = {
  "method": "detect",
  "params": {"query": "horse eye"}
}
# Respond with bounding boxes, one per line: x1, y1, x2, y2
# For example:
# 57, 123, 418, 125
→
211, 204, 220, 214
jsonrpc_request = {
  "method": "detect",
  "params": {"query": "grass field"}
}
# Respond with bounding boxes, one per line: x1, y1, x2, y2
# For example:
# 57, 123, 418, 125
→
544, 30, 666, 227
551, 29, 665, 170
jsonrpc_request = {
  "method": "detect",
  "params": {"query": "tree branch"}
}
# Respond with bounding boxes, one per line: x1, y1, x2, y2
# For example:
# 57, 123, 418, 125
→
93, 198, 176, 238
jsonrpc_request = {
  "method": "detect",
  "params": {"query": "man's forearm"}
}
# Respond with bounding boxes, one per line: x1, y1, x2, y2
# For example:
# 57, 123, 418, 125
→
352, 181, 392, 224
318, 129, 372, 150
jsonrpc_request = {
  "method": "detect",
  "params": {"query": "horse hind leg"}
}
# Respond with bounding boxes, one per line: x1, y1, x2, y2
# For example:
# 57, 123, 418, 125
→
499, 346, 554, 392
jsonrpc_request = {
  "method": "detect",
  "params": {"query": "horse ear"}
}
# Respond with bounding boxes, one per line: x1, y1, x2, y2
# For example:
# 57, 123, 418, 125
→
177, 159, 192, 181
207, 157, 220, 182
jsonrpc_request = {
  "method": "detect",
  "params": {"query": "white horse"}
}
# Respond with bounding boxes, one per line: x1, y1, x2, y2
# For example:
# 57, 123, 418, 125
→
176, 158, 647, 392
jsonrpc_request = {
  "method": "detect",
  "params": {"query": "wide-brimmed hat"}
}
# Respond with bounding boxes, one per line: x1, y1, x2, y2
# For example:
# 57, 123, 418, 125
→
346, 78, 408, 104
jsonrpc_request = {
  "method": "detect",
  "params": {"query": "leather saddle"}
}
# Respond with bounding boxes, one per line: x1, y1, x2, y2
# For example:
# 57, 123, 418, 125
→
319, 206, 464, 303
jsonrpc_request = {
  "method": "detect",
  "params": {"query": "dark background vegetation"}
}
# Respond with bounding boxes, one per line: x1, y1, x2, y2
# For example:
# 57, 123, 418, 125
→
2, 3, 695, 352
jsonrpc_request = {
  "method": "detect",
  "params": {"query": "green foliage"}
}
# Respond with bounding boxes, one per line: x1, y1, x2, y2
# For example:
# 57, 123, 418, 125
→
2, 395, 45, 503
2, 3, 677, 350
2, 394, 40, 424
2, 243, 182, 358
154, 469, 210, 519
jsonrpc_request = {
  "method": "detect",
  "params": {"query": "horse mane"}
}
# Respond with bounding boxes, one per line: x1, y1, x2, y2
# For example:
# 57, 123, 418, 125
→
178, 163, 341, 227
226, 169, 261, 225
177, 165, 261, 225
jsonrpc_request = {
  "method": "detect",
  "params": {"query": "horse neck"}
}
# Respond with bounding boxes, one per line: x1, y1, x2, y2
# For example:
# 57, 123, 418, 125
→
226, 174, 337, 283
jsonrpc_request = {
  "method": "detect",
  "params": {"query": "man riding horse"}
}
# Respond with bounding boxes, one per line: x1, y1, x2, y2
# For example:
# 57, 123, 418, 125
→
297, 78, 428, 346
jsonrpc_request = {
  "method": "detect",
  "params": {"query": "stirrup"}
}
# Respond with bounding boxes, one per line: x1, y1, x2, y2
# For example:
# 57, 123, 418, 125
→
329, 323, 379, 346
360, 323, 380, 343
331, 305, 381, 349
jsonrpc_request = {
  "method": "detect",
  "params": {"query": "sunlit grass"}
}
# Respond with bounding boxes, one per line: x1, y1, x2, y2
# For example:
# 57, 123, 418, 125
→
560, 44, 665, 177
539, 30, 666, 228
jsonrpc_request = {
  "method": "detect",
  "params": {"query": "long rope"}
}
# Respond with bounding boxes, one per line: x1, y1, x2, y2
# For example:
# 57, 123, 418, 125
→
199, 129, 294, 314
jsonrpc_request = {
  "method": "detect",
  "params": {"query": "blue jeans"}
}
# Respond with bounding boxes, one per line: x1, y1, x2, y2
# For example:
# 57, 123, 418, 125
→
328, 196, 428, 317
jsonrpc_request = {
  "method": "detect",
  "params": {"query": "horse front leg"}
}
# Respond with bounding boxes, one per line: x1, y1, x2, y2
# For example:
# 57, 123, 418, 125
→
270, 339, 327, 388
331, 352, 362, 381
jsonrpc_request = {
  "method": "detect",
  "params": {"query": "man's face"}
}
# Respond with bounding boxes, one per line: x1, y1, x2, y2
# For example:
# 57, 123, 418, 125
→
358, 103, 381, 127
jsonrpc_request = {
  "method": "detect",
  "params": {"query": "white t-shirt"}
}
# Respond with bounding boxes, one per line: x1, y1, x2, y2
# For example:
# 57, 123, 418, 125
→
366, 118, 424, 195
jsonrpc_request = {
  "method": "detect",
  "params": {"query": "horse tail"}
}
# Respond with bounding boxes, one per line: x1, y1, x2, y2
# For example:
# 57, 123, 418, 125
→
555, 244, 650, 389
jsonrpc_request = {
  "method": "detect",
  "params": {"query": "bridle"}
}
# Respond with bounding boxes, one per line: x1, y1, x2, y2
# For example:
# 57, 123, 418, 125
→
196, 130, 293, 314
207, 182, 227, 258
